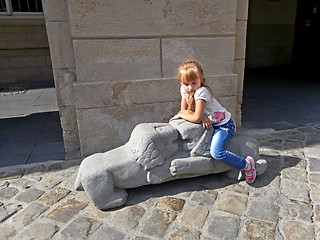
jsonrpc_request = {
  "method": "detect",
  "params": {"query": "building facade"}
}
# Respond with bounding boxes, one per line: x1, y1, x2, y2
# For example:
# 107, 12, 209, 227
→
39, 0, 248, 157
3, 0, 317, 159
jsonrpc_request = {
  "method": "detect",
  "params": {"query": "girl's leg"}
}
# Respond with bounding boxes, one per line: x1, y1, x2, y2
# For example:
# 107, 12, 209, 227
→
210, 120, 247, 170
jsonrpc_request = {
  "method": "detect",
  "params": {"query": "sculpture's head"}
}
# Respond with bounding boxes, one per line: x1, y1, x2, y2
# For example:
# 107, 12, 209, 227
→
128, 123, 179, 170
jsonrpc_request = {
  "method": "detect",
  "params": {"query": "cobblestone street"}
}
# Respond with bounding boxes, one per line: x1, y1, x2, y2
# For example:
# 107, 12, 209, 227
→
1, 123, 320, 239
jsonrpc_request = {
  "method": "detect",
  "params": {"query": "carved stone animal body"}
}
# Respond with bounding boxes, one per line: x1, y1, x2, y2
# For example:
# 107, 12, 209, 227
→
74, 119, 267, 210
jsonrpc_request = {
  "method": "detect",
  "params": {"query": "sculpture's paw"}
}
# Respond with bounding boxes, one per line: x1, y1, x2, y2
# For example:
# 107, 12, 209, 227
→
170, 159, 190, 176
169, 166, 178, 176
97, 189, 128, 210
147, 170, 172, 184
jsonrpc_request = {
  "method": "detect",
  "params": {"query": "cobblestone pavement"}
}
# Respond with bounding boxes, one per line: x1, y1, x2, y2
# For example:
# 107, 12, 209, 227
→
1, 123, 320, 240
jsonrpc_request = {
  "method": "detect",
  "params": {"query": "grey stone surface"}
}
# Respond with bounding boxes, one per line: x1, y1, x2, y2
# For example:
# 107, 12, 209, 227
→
46, 199, 87, 223
206, 216, 241, 239
15, 188, 45, 203
60, 216, 100, 239
140, 208, 177, 238
180, 205, 209, 228
76, 101, 180, 155
169, 226, 201, 240
73, 39, 161, 83
12, 202, 49, 226
38, 187, 70, 205
90, 226, 125, 240
0, 123, 319, 239
190, 190, 218, 206
68, 0, 237, 38
75, 119, 267, 210
162, 38, 235, 77
0, 203, 22, 223
0, 187, 19, 200
16, 222, 59, 240
246, 200, 279, 223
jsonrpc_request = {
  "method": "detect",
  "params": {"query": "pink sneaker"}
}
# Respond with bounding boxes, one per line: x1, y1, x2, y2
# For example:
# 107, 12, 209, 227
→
244, 156, 256, 184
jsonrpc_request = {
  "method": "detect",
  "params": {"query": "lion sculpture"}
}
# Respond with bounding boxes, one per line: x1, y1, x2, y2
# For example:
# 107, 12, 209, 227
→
75, 119, 267, 210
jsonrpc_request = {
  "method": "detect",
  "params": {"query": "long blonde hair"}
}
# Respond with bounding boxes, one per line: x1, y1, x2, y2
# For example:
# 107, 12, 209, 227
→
178, 60, 212, 113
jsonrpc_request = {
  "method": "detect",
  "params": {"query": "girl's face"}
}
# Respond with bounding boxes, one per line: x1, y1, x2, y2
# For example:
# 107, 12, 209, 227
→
181, 77, 202, 96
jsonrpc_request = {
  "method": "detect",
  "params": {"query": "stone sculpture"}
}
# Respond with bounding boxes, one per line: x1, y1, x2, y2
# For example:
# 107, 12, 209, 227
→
74, 119, 267, 210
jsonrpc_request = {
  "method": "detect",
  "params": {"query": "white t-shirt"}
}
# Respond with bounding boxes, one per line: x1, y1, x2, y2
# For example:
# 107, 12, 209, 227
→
180, 86, 231, 126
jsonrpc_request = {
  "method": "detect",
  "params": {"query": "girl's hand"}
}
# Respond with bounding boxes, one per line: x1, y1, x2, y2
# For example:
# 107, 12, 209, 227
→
169, 113, 181, 122
202, 114, 212, 130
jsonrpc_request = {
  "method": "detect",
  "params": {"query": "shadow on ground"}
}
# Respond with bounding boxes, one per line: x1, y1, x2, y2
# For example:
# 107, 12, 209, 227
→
0, 112, 65, 167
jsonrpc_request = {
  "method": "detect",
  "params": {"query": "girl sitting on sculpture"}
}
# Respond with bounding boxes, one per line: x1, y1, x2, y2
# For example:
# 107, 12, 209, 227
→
169, 60, 256, 184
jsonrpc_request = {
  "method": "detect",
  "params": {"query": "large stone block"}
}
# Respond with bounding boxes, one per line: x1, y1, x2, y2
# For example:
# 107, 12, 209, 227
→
73, 75, 238, 109
73, 78, 180, 109
207, 75, 238, 98
46, 22, 75, 69
42, 0, 70, 22
235, 21, 248, 60
234, 59, 245, 103
59, 106, 80, 153
73, 39, 161, 82
52, 68, 76, 107
69, 0, 236, 38
76, 102, 179, 156
162, 38, 235, 78
237, 0, 249, 20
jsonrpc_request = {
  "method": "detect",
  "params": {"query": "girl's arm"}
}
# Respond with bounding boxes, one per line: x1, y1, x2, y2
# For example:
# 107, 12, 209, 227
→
169, 97, 212, 129
180, 97, 188, 112
169, 97, 188, 121
179, 99, 206, 124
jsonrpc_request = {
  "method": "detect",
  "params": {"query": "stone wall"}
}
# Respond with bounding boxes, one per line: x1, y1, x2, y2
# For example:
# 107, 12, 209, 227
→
0, 19, 53, 84
42, 0, 80, 159
42, 0, 249, 157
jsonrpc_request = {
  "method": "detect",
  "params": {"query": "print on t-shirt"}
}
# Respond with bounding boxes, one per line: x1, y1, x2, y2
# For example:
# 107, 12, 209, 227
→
214, 111, 225, 123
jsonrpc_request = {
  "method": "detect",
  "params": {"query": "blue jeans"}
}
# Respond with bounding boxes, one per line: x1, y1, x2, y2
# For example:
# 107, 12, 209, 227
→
210, 119, 247, 170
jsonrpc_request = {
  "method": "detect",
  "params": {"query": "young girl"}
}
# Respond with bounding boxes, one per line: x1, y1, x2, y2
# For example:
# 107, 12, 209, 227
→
170, 60, 256, 184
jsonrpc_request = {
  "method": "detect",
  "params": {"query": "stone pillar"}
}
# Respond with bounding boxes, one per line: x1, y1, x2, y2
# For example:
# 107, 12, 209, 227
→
42, 0, 81, 159
234, 0, 249, 126
42, 0, 248, 157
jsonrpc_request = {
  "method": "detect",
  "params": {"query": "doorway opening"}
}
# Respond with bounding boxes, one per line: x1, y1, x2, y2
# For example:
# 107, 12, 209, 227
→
0, 18, 65, 167
242, 0, 320, 130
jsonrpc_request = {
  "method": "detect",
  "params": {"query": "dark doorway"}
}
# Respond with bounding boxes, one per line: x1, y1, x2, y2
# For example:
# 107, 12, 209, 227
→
293, 0, 320, 71
242, 0, 320, 130
242, 66, 320, 130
